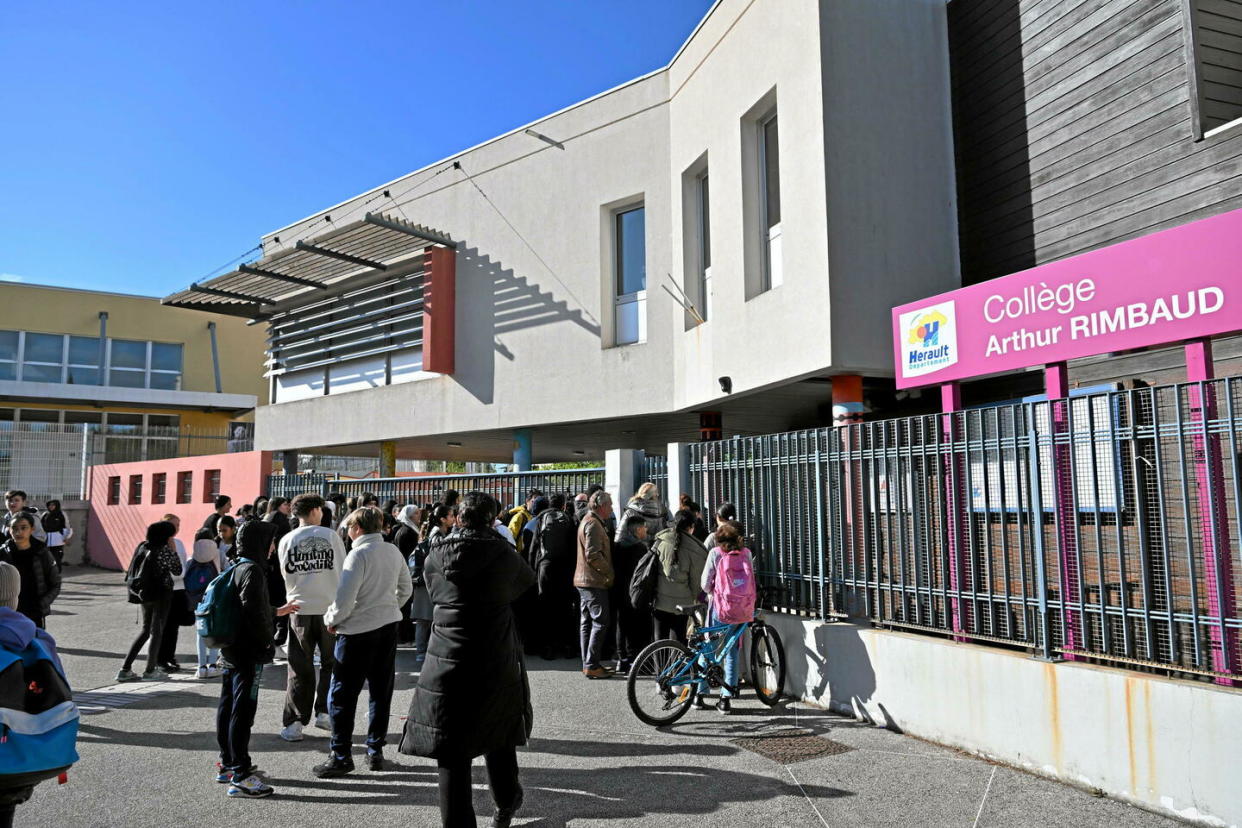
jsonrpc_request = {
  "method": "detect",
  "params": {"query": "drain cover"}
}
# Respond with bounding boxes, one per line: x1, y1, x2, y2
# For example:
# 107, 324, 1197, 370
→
730, 729, 854, 764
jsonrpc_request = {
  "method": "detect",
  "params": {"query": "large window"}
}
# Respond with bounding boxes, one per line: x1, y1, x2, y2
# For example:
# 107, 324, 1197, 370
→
0, 330, 182, 390
759, 111, 783, 291
614, 205, 647, 346
696, 171, 711, 323
1188, 0, 1242, 139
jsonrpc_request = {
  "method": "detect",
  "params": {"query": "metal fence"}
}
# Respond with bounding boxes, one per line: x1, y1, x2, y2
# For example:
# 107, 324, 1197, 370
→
688, 378, 1242, 683
642, 454, 667, 490
0, 423, 252, 502
265, 467, 605, 510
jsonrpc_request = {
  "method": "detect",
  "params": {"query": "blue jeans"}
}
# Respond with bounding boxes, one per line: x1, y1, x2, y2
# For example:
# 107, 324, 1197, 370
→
710, 609, 743, 698
197, 632, 219, 669
327, 622, 398, 760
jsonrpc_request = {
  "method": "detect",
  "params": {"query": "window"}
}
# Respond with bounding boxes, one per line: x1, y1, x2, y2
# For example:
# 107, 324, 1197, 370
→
109, 339, 147, 388
176, 471, 193, 504
63, 410, 103, 425
682, 165, 711, 328
19, 409, 58, 431
150, 343, 183, 390
152, 472, 167, 505
759, 111, 782, 291
22, 332, 65, 383
128, 474, 143, 505
203, 469, 221, 503
1187, 1, 1242, 139
0, 331, 17, 381
107, 476, 121, 506
67, 336, 100, 385
613, 205, 647, 346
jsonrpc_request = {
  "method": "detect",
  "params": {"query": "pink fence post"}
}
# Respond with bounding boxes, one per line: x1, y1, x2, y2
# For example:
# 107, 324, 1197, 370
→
942, 382, 969, 640
1045, 362, 1081, 660
1185, 339, 1240, 685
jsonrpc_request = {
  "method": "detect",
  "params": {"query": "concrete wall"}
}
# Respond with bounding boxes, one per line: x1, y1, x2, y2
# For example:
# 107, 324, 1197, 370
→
765, 612, 1242, 827
86, 450, 273, 570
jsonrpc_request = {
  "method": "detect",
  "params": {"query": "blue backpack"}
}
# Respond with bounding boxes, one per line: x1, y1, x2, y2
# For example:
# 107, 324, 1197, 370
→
0, 633, 79, 788
184, 559, 219, 603
195, 562, 243, 649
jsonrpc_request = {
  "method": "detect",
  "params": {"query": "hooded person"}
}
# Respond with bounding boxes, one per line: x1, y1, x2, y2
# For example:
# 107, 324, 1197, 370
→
400, 492, 534, 828
215, 519, 287, 800
187, 530, 223, 678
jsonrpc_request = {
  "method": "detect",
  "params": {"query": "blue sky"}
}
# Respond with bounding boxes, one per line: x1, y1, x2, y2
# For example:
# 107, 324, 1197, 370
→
0, 1, 713, 296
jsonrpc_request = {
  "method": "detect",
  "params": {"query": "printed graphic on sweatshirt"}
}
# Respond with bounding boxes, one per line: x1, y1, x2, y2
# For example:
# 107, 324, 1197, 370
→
285, 535, 336, 574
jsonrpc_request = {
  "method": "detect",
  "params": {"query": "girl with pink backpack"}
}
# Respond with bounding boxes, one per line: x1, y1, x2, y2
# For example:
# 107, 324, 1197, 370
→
699, 520, 756, 714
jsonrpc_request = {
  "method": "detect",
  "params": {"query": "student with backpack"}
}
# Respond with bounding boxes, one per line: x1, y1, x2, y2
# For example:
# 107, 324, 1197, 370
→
188, 529, 223, 679
0, 561, 78, 828
116, 521, 182, 682
700, 520, 757, 715
651, 510, 708, 647
209, 520, 294, 798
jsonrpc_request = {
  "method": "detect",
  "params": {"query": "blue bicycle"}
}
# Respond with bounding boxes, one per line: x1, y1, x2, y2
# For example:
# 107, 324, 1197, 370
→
626, 602, 785, 726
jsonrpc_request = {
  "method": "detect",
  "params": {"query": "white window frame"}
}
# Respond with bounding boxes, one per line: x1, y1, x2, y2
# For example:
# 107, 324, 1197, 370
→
66, 335, 101, 386
696, 170, 712, 323
613, 204, 647, 346
19, 332, 67, 384
0, 330, 16, 381
758, 110, 783, 292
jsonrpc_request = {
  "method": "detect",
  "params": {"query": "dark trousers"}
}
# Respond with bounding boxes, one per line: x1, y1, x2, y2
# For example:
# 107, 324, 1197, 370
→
122, 596, 170, 672
612, 590, 649, 664
274, 615, 290, 647
327, 622, 398, 759
539, 582, 578, 654
436, 748, 520, 828
49, 546, 64, 573
653, 609, 689, 646
577, 587, 611, 670
157, 590, 186, 666
217, 661, 263, 780
284, 614, 335, 727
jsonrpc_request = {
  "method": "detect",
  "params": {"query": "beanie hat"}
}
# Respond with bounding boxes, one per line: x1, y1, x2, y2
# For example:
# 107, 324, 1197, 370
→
0, 561, 19, 610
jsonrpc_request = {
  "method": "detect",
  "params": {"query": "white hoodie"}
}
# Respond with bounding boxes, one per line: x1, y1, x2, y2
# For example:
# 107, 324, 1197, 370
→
278, 525, 345, 616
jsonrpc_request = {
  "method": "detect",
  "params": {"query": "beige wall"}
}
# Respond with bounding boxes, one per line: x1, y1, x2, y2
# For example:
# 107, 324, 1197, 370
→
0, 282, 267, 401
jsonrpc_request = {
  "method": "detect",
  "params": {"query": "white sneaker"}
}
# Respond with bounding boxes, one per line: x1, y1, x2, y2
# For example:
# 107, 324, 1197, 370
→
315, 713, 331, 731
206, 665, 222, 678
195, 666, 209, 679
279, 722, 304, 742
227, 774, 274, 798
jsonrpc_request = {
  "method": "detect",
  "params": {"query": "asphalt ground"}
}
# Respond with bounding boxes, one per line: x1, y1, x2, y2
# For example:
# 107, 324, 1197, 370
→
19, 568, 1179, 827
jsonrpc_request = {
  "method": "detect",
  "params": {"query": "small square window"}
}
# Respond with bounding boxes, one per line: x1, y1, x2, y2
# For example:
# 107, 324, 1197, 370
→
176, 471, 193, 504
128, 474, 143, 505
107, 476, 121, 506
110, 340, 147, 370
203, 470, 221, 503
152, 472, 167, 505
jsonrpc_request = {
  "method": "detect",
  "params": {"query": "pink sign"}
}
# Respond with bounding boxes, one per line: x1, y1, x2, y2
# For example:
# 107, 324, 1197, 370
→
892, 208, 1242, 389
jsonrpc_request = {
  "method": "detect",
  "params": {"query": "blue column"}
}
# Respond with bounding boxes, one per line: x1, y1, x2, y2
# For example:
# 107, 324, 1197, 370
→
513, 429, 533, 471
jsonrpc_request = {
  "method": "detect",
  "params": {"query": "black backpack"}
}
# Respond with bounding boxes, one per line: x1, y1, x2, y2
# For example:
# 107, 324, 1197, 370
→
629, 548, 662, 612
124, 543, 170, 604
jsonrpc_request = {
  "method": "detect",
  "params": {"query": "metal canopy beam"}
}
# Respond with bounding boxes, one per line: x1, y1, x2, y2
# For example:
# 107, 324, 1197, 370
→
295, 241, 388, 271
364, 212, 455, 247
189, 282, 271, 305
238, 263, 326, 290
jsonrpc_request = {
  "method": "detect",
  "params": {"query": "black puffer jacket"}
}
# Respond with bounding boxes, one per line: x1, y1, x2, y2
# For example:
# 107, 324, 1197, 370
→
399, 527, 535, 761
0, 537, 60, 622
219, 522, 276, 669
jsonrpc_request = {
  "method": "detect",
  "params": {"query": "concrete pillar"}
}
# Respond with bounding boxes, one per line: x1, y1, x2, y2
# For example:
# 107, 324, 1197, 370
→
513, 429, 533, 471
832, 374, 865, 425
699, 411, 722, 441
379, 440, 397, 479
280, 450, 300, 476
605, 449, 643, 514
666, 442, 691, 503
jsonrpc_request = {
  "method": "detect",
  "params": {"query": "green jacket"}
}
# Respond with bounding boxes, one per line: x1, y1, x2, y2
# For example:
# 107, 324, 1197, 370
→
652, 529, 707, 615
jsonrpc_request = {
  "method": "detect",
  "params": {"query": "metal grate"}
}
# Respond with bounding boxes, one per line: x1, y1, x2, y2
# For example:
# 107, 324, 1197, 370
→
730, 729, 854, 763
688, 377, 1242, 682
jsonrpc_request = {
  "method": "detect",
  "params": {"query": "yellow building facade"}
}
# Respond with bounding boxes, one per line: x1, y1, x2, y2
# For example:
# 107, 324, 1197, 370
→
1, 282, 267, 441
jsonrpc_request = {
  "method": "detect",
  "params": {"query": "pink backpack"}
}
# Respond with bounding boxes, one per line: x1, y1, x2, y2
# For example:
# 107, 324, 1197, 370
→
712, 548, 756, 624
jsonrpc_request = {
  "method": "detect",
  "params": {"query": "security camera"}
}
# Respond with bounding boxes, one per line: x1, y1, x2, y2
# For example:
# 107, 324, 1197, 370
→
719, 376, 733, 394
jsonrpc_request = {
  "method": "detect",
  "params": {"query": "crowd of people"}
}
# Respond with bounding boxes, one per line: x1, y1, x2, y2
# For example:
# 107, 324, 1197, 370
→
0, 480, 756, 827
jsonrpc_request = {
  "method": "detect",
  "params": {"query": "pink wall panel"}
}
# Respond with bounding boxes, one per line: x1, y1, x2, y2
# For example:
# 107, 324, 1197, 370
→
87, 451, 273, 571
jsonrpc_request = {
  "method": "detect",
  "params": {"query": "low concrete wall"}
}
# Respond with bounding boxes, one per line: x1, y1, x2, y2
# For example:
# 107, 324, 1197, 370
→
765, 613, 1242, 827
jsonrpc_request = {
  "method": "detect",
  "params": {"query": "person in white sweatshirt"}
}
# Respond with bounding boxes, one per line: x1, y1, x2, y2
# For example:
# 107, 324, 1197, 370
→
276, 493, 345, 743
313, 506, 413, 777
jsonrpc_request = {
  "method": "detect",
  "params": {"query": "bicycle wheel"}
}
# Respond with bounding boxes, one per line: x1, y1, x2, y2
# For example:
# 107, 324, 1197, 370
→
750, 623, 785, 706
627, 639, 698, 726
